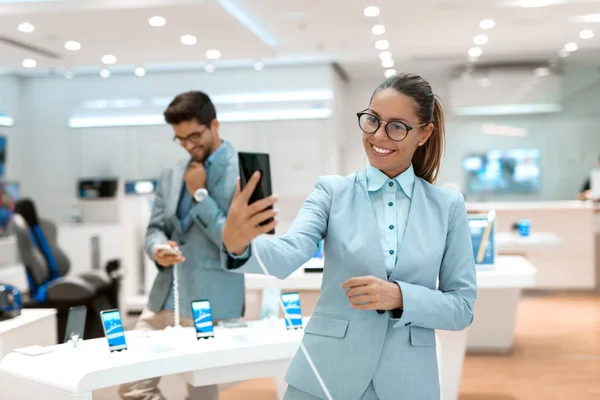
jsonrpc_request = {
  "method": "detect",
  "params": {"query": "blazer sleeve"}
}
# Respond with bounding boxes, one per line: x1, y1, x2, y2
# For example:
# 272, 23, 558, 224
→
145, 170, 171, 270
392, 191, 477, 331
220, 177, 332, 279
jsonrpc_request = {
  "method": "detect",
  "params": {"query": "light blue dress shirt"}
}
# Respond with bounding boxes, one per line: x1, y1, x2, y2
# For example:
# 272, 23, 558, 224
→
365, 162, 415, 276
164, 144, 227, 310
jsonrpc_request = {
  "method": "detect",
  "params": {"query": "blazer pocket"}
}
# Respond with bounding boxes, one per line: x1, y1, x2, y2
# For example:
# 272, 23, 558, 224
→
305, 313, 350, 339
409, 326, 436, 347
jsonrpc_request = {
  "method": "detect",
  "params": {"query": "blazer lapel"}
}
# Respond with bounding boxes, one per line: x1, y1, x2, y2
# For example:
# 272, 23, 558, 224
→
355, 171, 388, 280
167, 158, 188, 219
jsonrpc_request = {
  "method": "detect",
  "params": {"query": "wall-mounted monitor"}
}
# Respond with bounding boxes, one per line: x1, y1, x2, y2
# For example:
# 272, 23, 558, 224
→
0, 181, 20, 236
78, 179, 118, 199
124, 179, 158, 195
0, 135, 6, 178
463, 149, 540, 194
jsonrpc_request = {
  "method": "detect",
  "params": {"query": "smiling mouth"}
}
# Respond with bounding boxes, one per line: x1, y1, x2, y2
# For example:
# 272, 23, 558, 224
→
370, 143, 396, 156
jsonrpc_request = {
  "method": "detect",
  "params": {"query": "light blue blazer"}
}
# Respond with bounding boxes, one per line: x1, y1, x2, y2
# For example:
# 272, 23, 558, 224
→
221, 170, 477, 400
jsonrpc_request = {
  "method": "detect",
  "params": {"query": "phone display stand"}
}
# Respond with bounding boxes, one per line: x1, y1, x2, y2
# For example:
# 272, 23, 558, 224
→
67, 334, 83, 349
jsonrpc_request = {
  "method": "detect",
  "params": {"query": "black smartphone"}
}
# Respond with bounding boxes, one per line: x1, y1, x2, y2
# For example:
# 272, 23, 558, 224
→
238, 152, 275, 234
64, 305, 87, 343
100, 309, 127, 352
191, 299, 215, 340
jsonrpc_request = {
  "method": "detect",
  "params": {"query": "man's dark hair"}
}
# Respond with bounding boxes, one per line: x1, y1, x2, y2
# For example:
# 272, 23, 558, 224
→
163, 91, 216, 127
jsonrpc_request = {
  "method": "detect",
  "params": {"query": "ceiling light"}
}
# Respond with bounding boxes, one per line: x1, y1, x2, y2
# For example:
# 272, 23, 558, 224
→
379, 51, 392, 61
384, 69, 397, 78
534, 67, 550, 77
468, 47, 483, 57
206, 49, 221, 60
473, 35, 488, 45
64, 41, 81, 51
375, 39, 389, 50
101, 54, 117, 64
64, 70, 74, 79
364, 6, 380, 17
100, 69, 111, 78
564, 42, 578, 52
18, 22, 34, 33
381, 59, 395, 68
254, 61, 264, 71
135, 67, 146, 77
22, 58, 36, 68
479, 19, 496, 29
372, 24, 385, 35
580, 29, 594, 40
205, 64, 215, 73
148, 16, 166, 27
181, 34, 197, 45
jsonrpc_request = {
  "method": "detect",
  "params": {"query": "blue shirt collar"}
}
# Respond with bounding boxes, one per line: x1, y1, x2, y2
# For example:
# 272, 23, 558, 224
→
365, 163, 415, 199
204, 141, 228, 169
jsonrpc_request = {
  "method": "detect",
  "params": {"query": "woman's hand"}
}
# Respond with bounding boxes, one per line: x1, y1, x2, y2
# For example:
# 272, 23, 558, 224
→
222, 171, 279, 255
341, 276, 403, 311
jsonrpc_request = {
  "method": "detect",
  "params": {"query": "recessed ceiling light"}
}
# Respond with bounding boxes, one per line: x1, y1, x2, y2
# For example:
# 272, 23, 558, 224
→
204, 64, 215, 73
564, 42, 578, 52
64, 70, 74, 79
479, 19, 496, 29
580, 29, 594, 40
534, 67, 550, 77
372, 24, 385, 35
379, 51, 392, 61
100, 69, 111, 78
206, 49, 221, 60
384, 68, 397, 78
135, 67, 146, 77
364, 6, 380, 17
181, 34, 197, 45
375, 39, 389, 50
101, 54, 117, 64
18, 22, 34, 33
148, 16, 166, 27
381, 59, 395, 68
473, 35, 488, 45
64, 41, 81, 51
22, 58, 36, 68
254, 61, 264, 71
468, 47, 483, 57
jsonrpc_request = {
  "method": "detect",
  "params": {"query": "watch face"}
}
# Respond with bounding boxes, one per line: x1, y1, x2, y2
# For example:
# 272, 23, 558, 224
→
194, 188, 208, 202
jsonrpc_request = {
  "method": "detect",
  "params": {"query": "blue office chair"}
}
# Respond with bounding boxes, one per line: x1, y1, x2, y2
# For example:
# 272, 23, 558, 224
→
12, 198, 122, 339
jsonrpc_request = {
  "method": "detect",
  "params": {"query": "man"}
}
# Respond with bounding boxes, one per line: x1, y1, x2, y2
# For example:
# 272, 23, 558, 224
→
578, 156, 600, 200
119, 91, 244, 400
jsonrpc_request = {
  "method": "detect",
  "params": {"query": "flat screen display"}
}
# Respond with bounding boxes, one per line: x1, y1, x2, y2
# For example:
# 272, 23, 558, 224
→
282, 292, 303, 329
463, 149, 540, 194
124, 179, 158, 195
0, 182, 19, 236
100, 309, 127, 351
0, 135, 6, 177
191, 300, 214, 339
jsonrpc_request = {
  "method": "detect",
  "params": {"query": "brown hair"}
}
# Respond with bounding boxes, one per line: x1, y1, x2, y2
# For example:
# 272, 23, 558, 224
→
372, 73, 446, 184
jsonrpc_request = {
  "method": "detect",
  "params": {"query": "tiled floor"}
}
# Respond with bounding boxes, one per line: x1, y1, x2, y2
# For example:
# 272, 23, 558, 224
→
95, 294, 600, 399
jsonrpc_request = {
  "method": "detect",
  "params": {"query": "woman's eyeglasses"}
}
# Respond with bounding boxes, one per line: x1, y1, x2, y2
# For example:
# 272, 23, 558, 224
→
356, 111, 428, 142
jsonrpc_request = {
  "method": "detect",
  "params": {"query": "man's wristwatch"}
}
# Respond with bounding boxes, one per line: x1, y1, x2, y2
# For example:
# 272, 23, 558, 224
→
193, 188, 209, 202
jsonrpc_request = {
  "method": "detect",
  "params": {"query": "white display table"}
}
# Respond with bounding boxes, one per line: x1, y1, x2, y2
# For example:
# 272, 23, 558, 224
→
496, 232, 562, 254
0, 309, 57, 359
0, 319, 442, 400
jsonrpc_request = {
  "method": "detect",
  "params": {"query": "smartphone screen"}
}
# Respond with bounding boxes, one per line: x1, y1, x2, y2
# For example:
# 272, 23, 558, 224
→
282, 292, 303, 330
238, 152, 274, 234
191, 300, 215, 339
64, 306, 87, 343
100, 309, 127, 352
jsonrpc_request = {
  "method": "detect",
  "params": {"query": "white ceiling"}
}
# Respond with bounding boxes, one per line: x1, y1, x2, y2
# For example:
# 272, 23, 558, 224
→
1, 0, 600, 79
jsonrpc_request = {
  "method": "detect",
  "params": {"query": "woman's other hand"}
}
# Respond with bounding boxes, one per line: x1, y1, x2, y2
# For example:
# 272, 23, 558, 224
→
341, 276, 403, 311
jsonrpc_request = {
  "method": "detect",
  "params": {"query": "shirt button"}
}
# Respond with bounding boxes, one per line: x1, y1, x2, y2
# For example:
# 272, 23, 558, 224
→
388, 202, 393, 207
389, 250, 395, 255
389, 225, 394, 230
388, 182, 394, 187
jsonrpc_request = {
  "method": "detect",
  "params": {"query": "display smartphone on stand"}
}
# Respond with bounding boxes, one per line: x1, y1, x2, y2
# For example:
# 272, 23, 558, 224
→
100, 309, 127, 352
191, 299, 215, 340
64, 305, 87, 343
238, 152, 275, 235
282, 292, 303, 330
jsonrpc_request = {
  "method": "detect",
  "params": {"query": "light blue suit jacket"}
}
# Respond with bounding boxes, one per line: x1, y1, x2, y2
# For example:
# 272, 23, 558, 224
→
221, 170, 477, 400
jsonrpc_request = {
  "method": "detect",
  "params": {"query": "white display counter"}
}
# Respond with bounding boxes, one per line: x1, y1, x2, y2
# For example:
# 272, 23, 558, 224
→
467, 201, 594, 290
0, 309, 57, 359
0, 319, 447, 400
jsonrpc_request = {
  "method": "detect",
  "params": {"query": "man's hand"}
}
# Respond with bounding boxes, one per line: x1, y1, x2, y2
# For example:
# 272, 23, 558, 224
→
184, 162, 207, 196
222, 172, 278, 255
154, 240, 185, 267
341, 276, 403, 311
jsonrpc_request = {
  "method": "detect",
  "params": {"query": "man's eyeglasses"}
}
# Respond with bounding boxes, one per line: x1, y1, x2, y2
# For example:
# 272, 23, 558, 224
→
173, 128, 207, 146
356, 111, 428, 142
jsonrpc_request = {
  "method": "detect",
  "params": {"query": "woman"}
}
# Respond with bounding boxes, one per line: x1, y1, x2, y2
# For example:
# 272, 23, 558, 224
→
221, 73, 477, 400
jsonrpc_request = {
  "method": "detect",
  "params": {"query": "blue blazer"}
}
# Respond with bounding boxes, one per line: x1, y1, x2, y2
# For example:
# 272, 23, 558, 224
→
221, 170, 477, 400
